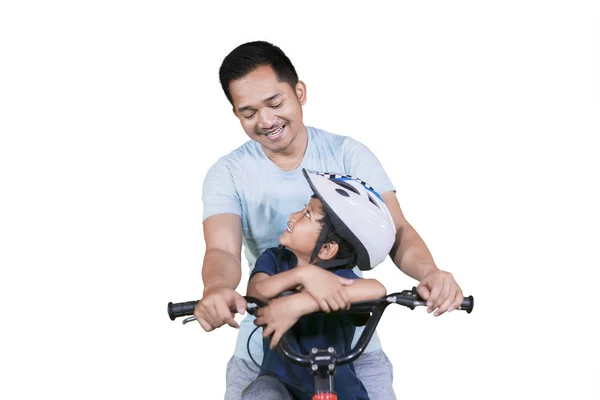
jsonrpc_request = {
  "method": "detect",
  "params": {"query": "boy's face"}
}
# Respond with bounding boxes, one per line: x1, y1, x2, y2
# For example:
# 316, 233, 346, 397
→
279, 197, 325, 263
229, 65, 306, 157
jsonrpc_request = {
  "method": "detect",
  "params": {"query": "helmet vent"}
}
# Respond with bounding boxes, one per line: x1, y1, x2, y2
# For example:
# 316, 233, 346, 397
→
335, 188, 350, 197
368, 194, 380, 208
332, 179, 360, 194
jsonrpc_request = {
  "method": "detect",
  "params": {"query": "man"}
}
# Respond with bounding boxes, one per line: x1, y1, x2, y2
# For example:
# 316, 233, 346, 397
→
194, 41, 464, 400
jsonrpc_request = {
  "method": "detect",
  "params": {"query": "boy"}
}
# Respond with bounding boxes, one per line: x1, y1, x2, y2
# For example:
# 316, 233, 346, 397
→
242, 169, 396, 400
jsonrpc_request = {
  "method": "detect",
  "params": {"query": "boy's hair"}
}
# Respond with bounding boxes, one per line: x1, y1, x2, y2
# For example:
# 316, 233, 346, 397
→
219, 41, 299, 105
312, 195, 357, 266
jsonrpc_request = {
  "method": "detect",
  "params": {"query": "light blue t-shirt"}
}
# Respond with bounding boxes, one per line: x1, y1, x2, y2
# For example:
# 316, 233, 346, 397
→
202, 126, 395, 362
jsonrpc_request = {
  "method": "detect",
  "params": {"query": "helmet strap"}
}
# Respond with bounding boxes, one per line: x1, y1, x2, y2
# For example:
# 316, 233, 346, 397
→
314, 256, 356, 271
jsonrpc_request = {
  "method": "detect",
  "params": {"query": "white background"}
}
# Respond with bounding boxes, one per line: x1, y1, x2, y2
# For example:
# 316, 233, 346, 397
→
1, 1, 599, 399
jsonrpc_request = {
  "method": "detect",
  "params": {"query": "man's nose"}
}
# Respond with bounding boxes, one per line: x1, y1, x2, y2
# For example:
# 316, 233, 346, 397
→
256, 108, 276, 130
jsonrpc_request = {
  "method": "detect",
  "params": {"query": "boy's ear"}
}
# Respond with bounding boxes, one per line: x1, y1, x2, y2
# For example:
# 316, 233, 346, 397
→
318, 242, 339, 261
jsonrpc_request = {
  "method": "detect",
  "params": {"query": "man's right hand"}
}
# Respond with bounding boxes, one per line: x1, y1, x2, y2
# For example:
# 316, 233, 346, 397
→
193, 287, 247, 332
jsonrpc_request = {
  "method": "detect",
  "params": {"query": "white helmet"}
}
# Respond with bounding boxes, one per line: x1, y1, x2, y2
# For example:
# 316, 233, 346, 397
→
302, 169, 396, 270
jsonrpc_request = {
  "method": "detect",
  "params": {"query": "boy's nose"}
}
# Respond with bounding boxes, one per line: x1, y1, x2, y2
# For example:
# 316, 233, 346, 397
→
289, 210, 301, 222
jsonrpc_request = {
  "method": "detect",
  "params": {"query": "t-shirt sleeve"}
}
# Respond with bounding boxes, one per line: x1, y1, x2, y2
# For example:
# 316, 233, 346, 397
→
334, 268, 360, 280
342, 137, 395, 194
202, 158, 242, 221
249, 249, 278, 279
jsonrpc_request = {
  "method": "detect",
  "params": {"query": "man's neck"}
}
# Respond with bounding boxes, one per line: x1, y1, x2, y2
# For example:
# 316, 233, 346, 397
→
264, 125, 308, 172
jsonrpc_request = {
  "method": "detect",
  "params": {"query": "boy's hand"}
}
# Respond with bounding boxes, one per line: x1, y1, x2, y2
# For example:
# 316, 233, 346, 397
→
416, 269, 463, 317
298, 264, 353, 312
254, 296, 302, 349
194, 287, 247, 331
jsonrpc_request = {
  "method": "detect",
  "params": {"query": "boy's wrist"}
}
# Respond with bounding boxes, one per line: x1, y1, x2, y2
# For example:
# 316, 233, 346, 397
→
296, 265, 308, 287
296, 264, 316, 287
295, 292, 320, 316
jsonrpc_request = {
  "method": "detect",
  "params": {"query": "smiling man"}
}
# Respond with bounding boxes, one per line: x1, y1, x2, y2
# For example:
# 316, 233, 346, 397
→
194, 41, 465, 400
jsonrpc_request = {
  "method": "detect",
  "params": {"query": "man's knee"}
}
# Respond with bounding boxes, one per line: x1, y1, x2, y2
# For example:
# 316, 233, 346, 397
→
241, 376, 293, 400
356, 350, 396, 400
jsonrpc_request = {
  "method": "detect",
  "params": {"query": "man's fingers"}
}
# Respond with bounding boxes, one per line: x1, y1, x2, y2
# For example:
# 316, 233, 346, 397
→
234, 294, 247, 315
197, 318, 213, 332
434, 296, 453, 317
416, 284, 430, 302
215, 300, 237, 328
452, 289, 464, 311
224, 315, 239, 329
433, 282, 450, 311
426, 284, 441, 311
319, 299, 330, 313
203, 302, 219, 328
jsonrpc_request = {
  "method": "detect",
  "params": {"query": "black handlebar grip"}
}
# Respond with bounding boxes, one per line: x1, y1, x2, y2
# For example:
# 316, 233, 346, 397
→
461, 296, 474, 313
167, 300, 198, 321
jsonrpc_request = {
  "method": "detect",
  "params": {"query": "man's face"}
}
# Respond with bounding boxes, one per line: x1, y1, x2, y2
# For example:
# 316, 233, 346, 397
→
279, 197, 324, 263
229, 65, 306, 155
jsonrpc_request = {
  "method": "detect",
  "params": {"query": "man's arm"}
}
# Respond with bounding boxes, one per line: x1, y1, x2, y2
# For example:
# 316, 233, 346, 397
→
194, 213, 247, 331
201, 213, 243, 292
381, 191, 464, 316
381, 192, 437, 280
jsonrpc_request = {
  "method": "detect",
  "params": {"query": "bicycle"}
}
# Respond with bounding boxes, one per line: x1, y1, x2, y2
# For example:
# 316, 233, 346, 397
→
168, 287, 474, 400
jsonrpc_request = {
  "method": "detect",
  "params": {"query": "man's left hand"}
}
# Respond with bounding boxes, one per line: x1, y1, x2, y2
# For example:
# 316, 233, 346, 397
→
416, 269, 463, 317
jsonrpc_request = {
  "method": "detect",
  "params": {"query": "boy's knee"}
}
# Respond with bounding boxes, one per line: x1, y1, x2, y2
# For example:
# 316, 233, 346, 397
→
241, 376, 292, 400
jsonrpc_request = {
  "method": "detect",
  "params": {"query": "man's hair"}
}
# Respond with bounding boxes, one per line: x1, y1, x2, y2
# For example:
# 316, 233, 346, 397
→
312, 195, 357, 265
219, 41, 299, 105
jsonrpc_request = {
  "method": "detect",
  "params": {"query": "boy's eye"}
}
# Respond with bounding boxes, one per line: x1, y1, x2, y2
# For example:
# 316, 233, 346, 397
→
305, 211, 310, 218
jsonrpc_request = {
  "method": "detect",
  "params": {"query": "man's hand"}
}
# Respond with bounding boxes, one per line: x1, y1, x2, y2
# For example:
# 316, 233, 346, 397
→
298, 264, 354, 312
416, 269, 463, 317
254, 296, 303, 349
193, 287, 247, 331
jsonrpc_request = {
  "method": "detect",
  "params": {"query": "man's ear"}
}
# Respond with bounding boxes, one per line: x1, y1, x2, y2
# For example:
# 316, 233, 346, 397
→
318, 242, 339, 261
295, 80, 307, 105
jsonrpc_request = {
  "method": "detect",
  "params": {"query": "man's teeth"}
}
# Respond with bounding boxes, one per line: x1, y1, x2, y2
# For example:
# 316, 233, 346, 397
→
266, 126, 284, 137
286, 227, 292, 233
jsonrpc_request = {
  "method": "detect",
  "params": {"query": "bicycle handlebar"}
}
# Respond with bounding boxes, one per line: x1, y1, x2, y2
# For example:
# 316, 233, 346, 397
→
168, 287, 473, 367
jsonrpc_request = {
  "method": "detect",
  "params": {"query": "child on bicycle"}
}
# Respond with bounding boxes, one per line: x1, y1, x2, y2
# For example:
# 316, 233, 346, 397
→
243, 169, 396, 400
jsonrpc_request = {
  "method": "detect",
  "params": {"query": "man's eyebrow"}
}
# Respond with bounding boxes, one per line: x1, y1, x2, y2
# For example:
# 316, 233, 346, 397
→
264, 93, 281, 103
237, 93, 282, 113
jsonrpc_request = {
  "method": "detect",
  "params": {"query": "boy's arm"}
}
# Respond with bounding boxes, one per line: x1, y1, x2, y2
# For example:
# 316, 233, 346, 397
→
247, 268, 304, 303
255, 278, 386, 348
296, 278, 386, 315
